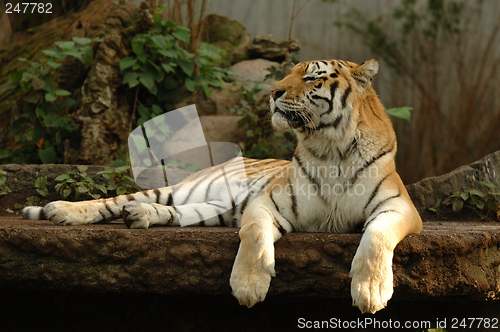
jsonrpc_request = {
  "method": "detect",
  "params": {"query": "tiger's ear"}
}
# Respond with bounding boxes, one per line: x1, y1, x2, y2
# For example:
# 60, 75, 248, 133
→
352, 59, 379, 86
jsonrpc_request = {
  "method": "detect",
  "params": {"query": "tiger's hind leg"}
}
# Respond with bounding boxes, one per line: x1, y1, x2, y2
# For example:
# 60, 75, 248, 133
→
23, 189, 172, 226
121, 200, 235, 229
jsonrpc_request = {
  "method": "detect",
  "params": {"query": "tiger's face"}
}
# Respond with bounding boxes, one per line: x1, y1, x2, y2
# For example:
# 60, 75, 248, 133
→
269, 59, 379, 133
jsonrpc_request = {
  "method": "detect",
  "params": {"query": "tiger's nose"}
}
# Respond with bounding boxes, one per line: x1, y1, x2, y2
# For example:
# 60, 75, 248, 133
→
271, 89, 286, 101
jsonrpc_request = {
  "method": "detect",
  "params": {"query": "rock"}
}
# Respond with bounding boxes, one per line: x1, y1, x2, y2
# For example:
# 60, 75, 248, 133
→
0, 219, 499, 304
406, 150, 500, 213
200, 14, 251, 66
247, 34, 301, 62
208, 83, 243, 114
73, 1, 145, 165
231, 59, 280, 103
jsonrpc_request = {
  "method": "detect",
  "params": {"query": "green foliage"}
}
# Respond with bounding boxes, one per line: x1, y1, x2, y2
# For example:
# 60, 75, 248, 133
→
119, 14, 232, 118
430, 181, 500, 221
26, 176, 49, 206
228, 84, 296, 160
386, 106, 412, 121
0, 170, 12, 196
0, 37, 102, 164
97, 166, 138, 196
54, 166, 137, 201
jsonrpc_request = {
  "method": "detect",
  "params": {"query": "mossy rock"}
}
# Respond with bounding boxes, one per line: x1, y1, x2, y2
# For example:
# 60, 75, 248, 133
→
201, 14, 250, 67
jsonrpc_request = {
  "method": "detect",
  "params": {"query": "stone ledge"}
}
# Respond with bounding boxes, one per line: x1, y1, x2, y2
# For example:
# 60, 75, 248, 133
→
1, 216, 499, 302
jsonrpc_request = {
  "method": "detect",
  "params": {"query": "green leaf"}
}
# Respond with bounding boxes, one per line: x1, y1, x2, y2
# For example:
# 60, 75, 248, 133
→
178, 60, 194, 77
45, 93, 56, 102
476, 200, 485, 210
120, 57, 137, 71
161, 63, 174, 73
47, 61, 62, 69
77, 185, 90, 193
470, 188, 486, 197
72, 37, 92, 46
151, 104, 163, 116
459, 191, 469, 201
0, 82, 19, 90
62, 50, 84, 64
55, 173, 72, 181
185, 78, 199, 91
386, 106, 412, 121
62, 189, 72, 198
11, 71, 22, 82
132, 38, 144, 56
55, 89, 71, 96
172, 29, 190, 43
55, 41, 76, 50
78, 166, 88, 173
481, 182, 496, 190
96, 184, 107, 194
452, 199, 464, 212
151, 35, 168, 49
42, 48, 63, 59
139, 71, 157, 94
123, 72, 139, 88
38, 145, 57, 164
32, 76, 45, 90
115, 166, 130, 174
36, 188, 49, 197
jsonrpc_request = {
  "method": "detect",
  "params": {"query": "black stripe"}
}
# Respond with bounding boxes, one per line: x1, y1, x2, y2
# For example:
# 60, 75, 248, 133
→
218, 213, 226, 226
307, 95, 318, 106
166, 193, 173, 206
304, 144, 329, 161
206, 201, 228, 210
194, 208, 205, 226
316, 70, 326, 75
350, 142, 396, 185
320, 61, 328, 66
272, 215, 287, 236
126, 194, 135, 201
340, 137, 358, 159
305, 63, 309, 72
332, 115, 343, 129
167, 208, 174, 224
99, 210, 107, 221
330, 73, 338, 78
293, 153, 327, 203
368, 191, 401, 218
315, 83, 322, 89
270, 190, 295, 233
143, 191, 150, 198
341, 85, 351, 108
304, 76, 317, 82
238, 193, 253, 214
363, 172, 393, 212
104, 202, 114, 215
40, 209, 47, 220
288, 176, 298, 221
154, 189, 161, 204
364, 209, 399, 229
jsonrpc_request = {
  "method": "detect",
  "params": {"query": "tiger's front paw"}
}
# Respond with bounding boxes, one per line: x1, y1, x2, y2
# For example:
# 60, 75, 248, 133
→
122, 202, 150, 229
230, 245, 276, 308
349, 247, 394, 314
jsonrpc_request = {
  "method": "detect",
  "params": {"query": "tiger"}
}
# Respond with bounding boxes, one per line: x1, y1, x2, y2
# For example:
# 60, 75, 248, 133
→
23, 58, 422, 314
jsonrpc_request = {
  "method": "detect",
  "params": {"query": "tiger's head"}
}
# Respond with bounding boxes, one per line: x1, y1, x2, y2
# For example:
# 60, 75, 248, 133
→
269, 59, 385, 137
